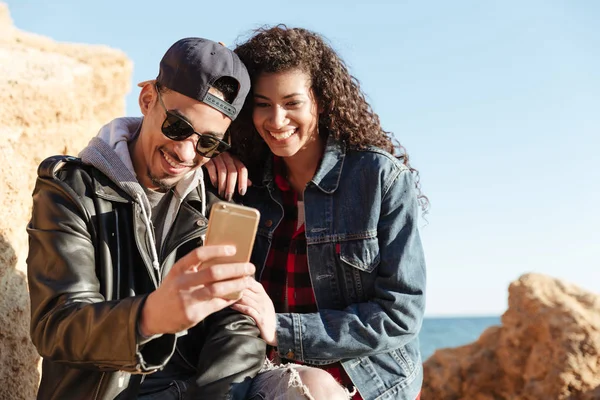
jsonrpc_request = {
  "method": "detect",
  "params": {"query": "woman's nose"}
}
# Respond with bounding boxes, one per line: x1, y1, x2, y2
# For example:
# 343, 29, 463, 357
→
269, 106, 289, 129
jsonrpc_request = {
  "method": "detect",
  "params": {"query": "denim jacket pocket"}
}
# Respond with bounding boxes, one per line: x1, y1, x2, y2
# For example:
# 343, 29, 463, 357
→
339, 237, 380, 273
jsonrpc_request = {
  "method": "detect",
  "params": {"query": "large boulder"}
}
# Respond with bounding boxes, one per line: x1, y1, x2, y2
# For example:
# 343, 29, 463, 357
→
423, 273, 600, 399
0, 3, 132, 399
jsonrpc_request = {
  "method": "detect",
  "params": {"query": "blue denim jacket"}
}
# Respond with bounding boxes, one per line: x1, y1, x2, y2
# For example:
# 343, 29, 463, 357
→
241, 136, 426, 400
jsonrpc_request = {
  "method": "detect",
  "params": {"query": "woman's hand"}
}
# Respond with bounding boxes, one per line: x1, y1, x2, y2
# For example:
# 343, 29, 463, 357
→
204, 153, 252, 201
232, 279, 278, 346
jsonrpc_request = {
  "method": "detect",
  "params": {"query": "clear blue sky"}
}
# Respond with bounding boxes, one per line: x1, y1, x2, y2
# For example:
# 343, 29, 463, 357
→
6, 0, 599, 316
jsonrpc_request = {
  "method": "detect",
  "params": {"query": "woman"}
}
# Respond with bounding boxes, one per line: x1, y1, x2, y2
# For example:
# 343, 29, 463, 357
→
209, 25, 427, 400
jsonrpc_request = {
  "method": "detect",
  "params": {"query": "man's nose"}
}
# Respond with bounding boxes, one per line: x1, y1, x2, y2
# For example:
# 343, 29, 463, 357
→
172, 136, 198, 163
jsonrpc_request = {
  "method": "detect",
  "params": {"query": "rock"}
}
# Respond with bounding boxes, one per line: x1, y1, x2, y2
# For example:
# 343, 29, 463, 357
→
0, 3, 132, 399
423, 273, 600, 400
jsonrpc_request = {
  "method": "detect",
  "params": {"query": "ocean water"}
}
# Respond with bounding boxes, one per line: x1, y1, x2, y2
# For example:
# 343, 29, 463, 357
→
419, 316, 502, 361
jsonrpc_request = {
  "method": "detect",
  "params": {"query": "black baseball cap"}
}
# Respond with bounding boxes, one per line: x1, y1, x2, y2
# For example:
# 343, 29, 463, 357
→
138, 37, 250, 121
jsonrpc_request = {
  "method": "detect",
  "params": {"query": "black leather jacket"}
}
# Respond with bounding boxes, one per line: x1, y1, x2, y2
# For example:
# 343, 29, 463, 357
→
27, 156, 266, 400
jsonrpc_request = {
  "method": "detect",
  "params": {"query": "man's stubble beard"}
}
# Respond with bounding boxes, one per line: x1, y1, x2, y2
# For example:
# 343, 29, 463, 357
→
147, 168, 178, 192
147, 146, 200, 192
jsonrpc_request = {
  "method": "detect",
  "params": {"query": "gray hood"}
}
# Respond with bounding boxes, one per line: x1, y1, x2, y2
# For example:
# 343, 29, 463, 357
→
78, 117, 206, 273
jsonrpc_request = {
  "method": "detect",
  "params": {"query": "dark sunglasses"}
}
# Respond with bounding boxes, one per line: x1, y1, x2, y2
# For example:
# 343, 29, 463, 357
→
155, 86, 231, 158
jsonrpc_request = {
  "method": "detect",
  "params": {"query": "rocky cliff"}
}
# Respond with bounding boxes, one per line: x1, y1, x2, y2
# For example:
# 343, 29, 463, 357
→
0, 3, 132, 399
423, 273, 600, 399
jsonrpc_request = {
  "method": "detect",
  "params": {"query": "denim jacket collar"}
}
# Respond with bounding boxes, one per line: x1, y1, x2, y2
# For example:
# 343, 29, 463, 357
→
261, 135, 346, 194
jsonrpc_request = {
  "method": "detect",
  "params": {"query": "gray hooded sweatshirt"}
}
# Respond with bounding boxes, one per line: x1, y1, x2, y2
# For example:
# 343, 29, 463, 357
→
78, 116, 206, 276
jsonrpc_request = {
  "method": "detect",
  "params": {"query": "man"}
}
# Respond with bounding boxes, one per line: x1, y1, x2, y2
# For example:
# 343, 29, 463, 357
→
27, 38, 266, 400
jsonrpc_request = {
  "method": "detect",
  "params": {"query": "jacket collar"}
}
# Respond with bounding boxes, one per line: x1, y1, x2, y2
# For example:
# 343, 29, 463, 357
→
92, 169, 203, 205
262, 135, 346, 194
92, 170, 130, 203
310, 135, 345, 194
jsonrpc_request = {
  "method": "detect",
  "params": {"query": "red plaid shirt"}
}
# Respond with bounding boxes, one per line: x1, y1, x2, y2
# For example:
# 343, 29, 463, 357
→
260, 156, 362, 399
260, 157, 421, 400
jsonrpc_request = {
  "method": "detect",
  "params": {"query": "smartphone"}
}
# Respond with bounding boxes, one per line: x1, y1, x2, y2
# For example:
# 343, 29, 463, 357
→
203, 202, 261, 299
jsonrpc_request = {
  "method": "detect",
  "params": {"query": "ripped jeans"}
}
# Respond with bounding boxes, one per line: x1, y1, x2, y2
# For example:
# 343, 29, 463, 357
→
136, 359, 356, 400
246, 359, 355, 400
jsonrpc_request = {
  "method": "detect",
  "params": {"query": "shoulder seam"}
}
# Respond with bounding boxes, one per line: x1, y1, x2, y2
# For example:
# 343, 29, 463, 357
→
347, 146, 409, 172
37, 155, 83, 179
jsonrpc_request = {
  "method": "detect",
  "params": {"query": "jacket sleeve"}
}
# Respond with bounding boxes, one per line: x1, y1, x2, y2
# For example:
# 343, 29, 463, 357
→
27, 168, 175, 373
275, 167, 426, 362
185, 308, 266, 400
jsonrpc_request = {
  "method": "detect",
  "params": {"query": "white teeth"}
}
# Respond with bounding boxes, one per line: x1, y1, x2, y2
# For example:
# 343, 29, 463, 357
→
269, 129, 296, 140
163, 151, 185, 169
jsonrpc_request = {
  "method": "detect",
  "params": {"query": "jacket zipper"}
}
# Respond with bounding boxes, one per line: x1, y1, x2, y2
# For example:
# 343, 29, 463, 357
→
161, 228, 207, 265
133, 203, 160, 288
158, 231, 205, 282
158, 230, 207, 371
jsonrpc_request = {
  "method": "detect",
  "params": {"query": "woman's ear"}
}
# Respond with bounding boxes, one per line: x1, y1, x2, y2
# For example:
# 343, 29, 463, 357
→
313, 90, 324, 114
138, 84, 156, 116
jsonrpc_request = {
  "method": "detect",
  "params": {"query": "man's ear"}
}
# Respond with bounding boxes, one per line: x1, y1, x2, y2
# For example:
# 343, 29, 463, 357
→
138, 84, 156, 116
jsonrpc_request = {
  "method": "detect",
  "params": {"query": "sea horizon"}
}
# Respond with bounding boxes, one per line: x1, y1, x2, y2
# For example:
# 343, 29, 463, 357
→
419, 315, 502, 361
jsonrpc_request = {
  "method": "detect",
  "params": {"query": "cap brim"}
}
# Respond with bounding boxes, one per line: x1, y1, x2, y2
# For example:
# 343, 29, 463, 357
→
137, 79, 156, 88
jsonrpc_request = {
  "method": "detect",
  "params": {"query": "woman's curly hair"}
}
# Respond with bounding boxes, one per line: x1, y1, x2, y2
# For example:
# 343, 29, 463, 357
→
231, 25, 428, 212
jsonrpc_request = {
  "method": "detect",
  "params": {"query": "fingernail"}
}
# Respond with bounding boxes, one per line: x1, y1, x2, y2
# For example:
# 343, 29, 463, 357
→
225, 192, 233, 202
224, 245, 236, 255
240, 187, 246, 196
